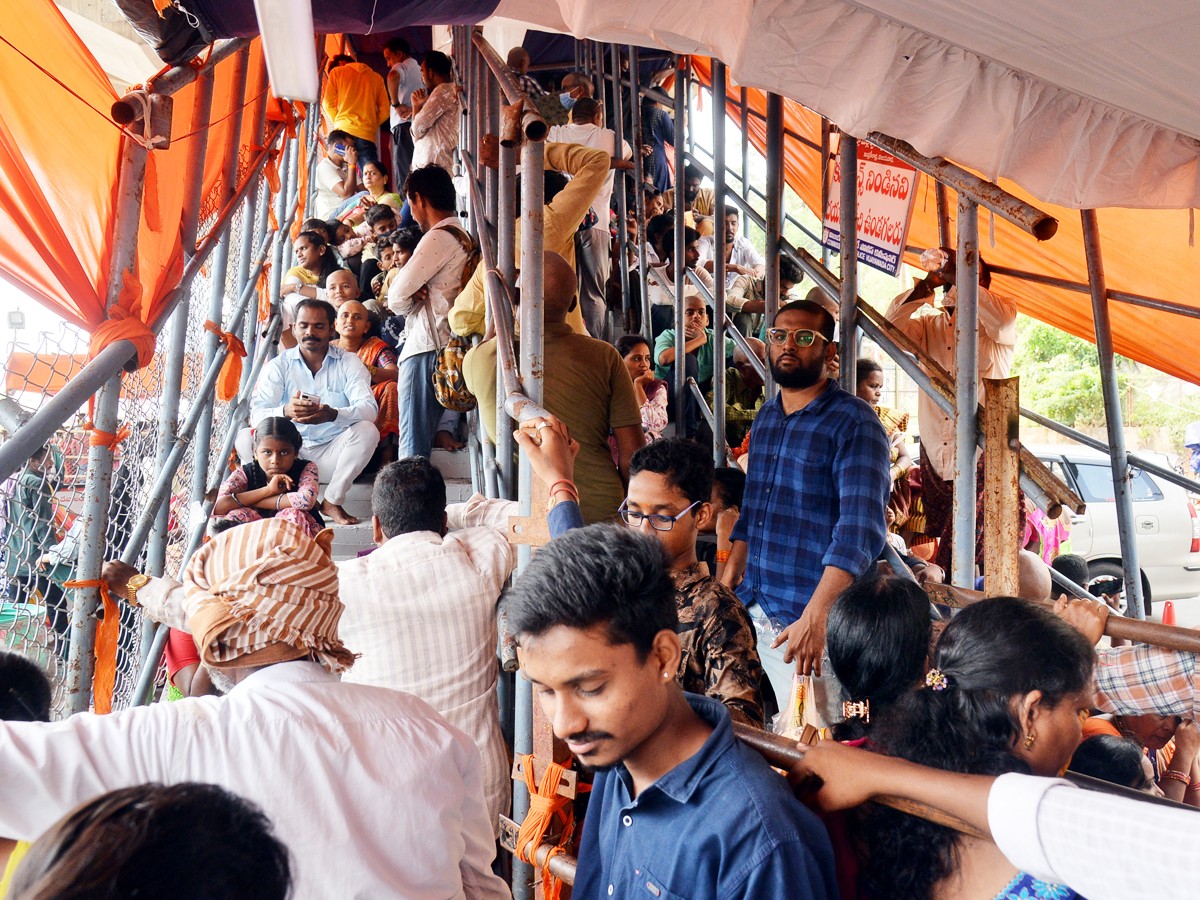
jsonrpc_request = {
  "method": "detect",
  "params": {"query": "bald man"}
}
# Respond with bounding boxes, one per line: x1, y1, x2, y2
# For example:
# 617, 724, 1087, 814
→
506, 47, 544, 98
463, 251, 644, 523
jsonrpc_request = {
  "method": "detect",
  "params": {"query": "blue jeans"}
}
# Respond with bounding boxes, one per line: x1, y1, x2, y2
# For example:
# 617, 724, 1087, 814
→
397, 350, 443, 458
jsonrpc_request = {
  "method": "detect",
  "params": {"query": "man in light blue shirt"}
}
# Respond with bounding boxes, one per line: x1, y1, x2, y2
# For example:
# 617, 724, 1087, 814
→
241, 299, 378, 524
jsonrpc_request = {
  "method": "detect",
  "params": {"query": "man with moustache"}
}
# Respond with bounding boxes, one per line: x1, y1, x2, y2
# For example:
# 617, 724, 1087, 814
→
505, 524, 837, 899
719, 300, 889, 705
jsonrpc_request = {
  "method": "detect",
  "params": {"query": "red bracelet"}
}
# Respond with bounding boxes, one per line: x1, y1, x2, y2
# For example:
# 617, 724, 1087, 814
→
547, 480, 579, 500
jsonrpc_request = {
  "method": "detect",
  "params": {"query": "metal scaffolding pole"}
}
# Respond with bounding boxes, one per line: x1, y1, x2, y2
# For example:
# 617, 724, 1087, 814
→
629, 45, 651, 338
1083, 209, 1147, 619
820, 119, 831, 268
711, 60, 728, 467
64, 135, 148, 714
952, 197, 980, 587
837, 134, 858, 394
673, 61, 688, 422
935, 181, 952, 249
611, 44, 632, 330
764, 93, 784, 398
495, 125, 518, 500
511, 133, 546, 900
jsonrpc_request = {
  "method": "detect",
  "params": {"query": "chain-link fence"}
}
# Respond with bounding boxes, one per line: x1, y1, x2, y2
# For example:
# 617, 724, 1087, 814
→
0, 162, 278, 718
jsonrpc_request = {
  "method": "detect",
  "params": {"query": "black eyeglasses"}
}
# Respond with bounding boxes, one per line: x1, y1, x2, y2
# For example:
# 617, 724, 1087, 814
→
766, 328, 826, 348
618, 499, 700, 532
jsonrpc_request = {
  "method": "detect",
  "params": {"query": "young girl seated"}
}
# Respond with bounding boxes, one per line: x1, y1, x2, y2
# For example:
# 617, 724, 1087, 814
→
212, 418, 323, 537
281, 232, 341, 346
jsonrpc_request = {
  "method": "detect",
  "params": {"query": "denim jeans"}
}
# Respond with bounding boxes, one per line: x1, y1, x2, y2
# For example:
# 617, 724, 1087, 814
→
397, 350, 443, 458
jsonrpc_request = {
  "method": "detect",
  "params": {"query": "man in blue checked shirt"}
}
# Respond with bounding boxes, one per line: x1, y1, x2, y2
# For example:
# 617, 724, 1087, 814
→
507, 524, 837, 900
720, 299, 890, 704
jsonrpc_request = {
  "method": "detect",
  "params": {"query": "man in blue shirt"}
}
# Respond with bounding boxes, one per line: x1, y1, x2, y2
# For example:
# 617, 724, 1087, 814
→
505, 524, 837, 900
242, 299, 378, 525
721, 299, 889, 702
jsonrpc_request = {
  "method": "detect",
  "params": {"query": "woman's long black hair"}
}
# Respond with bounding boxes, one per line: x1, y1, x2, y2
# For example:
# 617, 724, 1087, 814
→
827, 573, 931, 743
859, 597, 1094, 899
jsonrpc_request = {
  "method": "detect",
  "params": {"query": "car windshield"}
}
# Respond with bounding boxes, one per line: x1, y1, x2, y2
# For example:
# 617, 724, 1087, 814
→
1070, 462, 1162, 503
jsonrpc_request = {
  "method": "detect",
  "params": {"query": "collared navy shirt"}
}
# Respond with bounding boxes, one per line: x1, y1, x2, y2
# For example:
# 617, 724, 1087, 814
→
730, 379, 890, 623
573, 694, 837, 900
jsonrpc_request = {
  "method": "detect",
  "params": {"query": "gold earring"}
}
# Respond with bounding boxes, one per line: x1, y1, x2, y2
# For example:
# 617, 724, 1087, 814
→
1024, 732, 1036, 749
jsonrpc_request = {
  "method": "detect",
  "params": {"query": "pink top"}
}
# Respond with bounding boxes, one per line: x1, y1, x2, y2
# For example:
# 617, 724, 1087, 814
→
219, 460, 320, 511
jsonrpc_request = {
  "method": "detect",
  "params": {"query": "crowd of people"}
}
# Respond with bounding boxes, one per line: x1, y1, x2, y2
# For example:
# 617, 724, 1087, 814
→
1, 39, 1198, 900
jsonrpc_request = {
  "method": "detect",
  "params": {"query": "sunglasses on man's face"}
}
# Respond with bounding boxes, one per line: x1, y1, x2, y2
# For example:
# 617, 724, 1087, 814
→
766, 328, 826, 348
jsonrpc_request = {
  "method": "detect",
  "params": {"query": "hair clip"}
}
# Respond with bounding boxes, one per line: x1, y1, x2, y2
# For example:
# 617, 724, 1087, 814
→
925, 668, 949, 692
841, 699, 870, 723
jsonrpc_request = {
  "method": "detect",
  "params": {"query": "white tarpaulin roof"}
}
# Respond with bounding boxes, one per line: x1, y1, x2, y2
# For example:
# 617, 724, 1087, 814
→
491, 0, 1200, 210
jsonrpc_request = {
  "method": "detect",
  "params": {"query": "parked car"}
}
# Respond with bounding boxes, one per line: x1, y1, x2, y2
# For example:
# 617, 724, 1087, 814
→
1033, 445, 1200, 611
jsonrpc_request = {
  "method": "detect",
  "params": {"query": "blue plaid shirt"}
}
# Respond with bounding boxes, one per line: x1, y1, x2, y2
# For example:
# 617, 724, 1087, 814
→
731, 380, 890, 622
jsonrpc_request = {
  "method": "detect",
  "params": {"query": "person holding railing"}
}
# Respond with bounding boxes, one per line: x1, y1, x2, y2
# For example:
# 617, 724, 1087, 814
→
448, 139, 612, 339
884, 247, 1018, 574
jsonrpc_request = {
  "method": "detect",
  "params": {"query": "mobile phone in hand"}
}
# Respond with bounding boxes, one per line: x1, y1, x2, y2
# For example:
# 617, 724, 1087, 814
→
298, 392, 321, 405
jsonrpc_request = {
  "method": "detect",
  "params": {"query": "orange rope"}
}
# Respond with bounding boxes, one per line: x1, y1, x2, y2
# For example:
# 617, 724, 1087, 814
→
203, 320, 248, 401
62, 579, 120, 714
514, 754, 575, 900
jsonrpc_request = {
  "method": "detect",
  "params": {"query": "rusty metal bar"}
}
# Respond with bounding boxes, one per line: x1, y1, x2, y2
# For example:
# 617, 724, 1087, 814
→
935, 181, 952, 249
471, 32, 547, 141
712, 59, 728, 467
982, 377, 1021, 596
867, 133, 1058, 241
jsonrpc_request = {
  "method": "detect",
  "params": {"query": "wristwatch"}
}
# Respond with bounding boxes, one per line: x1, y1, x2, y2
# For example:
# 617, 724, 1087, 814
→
126, 573, 152, 607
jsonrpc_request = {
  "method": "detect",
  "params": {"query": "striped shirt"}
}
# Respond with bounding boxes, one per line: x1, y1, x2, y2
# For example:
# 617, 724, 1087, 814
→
731, 380, 890, 622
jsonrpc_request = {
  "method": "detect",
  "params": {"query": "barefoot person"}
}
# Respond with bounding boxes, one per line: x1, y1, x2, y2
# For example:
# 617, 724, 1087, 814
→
242, 299, 378, 525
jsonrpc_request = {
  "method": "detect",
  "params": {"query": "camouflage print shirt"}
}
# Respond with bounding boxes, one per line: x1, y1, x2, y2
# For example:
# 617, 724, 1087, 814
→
672, 561, 766, 729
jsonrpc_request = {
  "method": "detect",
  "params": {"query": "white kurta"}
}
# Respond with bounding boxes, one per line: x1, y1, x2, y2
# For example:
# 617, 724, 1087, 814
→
0, 661, 510, 900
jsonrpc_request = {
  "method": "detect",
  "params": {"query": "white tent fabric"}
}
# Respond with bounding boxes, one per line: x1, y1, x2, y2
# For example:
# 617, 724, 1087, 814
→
491, 0, 1200, 210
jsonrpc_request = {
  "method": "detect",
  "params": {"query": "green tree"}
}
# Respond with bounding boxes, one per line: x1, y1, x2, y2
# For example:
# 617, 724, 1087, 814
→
1011, 318, 1119, 427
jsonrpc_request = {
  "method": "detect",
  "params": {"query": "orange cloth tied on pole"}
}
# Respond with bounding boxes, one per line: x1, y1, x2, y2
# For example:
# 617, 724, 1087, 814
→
203, 319, 248, 401
87, 271, 158, 369
62, 579, 120, 714
515, 754, 576, 900
257, 261, 273, 322
84, 421, 131, 450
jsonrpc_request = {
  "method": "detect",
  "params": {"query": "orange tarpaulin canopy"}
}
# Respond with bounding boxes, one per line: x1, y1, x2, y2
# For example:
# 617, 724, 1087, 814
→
690, 57, 1200, 387
0, 0, 269, 343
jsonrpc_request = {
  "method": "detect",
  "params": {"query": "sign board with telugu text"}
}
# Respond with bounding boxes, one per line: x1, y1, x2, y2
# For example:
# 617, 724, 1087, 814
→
822, 144, 920, 277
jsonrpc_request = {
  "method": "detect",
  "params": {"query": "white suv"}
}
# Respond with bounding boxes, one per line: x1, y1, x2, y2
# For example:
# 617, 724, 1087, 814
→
1034, 445, 1200, 612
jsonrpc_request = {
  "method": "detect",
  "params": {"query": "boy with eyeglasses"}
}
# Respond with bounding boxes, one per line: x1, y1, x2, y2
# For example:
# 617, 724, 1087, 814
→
719, 299, 890, 709
621, 439, 766, 727
510, 419, 766, 727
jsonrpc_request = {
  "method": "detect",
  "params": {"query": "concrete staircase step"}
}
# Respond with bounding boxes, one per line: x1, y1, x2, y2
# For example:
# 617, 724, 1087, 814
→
327, 450, 474, 562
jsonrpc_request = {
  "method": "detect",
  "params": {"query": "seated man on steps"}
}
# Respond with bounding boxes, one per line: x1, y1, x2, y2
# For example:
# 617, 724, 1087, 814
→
241, 298, 378, 524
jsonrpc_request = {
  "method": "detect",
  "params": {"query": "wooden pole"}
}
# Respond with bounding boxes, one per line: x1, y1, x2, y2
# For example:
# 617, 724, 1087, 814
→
983, 377, 1021, 596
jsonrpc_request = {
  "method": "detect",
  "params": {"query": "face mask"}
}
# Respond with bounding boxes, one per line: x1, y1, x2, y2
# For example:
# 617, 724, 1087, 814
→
559, 92, 577, 110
